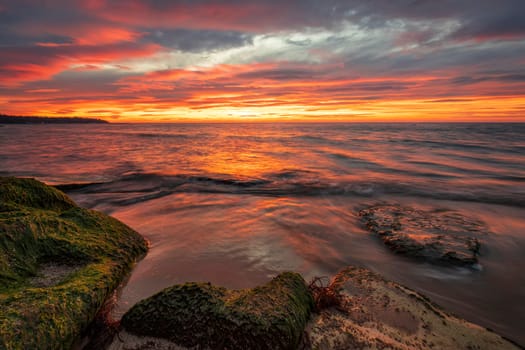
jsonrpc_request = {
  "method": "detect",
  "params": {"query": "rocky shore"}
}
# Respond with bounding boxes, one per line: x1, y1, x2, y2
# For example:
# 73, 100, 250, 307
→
0, 177, 521, 349
105, 267, 520, 350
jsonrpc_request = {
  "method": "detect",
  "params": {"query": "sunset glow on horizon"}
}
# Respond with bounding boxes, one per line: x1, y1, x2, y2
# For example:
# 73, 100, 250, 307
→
1, 1, 524, 122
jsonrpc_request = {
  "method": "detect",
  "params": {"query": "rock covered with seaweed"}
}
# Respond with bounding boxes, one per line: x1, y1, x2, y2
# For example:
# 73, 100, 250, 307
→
0, 177, 148, 349
116, 272, 313, 350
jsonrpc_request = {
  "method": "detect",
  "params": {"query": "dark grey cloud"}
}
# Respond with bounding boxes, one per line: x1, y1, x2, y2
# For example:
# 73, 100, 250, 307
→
286, 38, 313, 47
319, 81, 413, 94
0, 1, 98, 44
338, 0, 525, 41
143, 28, 252, 52
321, 0, 524, 43
0, 40, 152, 66
342, 38, 525, 76
2, 0, 524, 50
0, 1, 92, 25
452, 74, 525, 85
235, 68, 314, 81
33, 69, 129, 91
0, 1, 75, 47
0, 31, 73, 47
444, 2, 525, 40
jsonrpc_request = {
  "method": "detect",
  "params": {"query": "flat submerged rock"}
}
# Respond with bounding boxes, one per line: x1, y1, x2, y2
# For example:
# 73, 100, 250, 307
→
305, 266, 520, 350
359, 204, 484, 266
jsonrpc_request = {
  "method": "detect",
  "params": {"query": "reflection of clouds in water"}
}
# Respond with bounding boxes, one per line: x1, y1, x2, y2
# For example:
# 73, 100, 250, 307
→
110, 193, 384, 296
237, 235, 301, 273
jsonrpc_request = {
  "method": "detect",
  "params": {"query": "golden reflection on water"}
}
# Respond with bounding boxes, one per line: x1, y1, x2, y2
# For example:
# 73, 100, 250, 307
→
199, 150, 285, 178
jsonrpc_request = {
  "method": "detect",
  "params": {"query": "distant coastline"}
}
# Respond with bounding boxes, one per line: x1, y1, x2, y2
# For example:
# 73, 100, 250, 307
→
0, 114, 108, 124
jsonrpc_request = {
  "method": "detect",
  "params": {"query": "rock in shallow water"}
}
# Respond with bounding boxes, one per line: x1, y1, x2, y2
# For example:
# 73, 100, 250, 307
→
305, 266, 520, 350
118, 272, 313, 350
0, 177, 148, 350
359, 204, 483, 266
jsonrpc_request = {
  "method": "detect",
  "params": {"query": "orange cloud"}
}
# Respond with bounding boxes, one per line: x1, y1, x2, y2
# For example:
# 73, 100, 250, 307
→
2, 59, 524, 122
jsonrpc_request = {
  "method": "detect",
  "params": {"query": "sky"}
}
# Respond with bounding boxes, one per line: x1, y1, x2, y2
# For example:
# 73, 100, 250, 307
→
1, 0, 524, 122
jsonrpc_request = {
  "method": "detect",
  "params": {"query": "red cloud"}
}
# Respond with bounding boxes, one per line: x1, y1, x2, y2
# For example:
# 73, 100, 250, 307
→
74, 26, 143, 45
0, 42, 160, 86
81, 1, 318, 33
15, 20, 143, 46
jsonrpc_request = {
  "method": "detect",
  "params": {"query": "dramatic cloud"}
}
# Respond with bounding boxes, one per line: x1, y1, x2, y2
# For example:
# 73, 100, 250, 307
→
142, 29, 253, 52
1, 0, 524, 121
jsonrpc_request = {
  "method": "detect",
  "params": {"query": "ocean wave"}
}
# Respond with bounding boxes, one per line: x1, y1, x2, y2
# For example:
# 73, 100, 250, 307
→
393, 138, 524, 155
134, 132, 191, 139
55, 172, 525, 208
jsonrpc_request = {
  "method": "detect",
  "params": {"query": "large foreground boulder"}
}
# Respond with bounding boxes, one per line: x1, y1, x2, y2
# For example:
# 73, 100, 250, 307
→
119, 272, 313, 350
359, 204, 483, 266
0, 177, 148, 349
306, 266, 520, 349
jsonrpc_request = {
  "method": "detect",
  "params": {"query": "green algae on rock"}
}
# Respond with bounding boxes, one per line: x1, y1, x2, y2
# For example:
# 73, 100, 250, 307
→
306, 266, 520, 350
0, 177, 148, 350
120, 272, 313, 350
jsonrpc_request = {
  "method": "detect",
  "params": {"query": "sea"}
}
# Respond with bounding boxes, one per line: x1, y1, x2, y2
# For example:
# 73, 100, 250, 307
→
1, 122, 524, 345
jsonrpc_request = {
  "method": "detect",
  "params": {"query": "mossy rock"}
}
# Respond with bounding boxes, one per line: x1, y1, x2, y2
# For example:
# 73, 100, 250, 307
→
121, 272, 313, 350
0, 177, 148, 350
